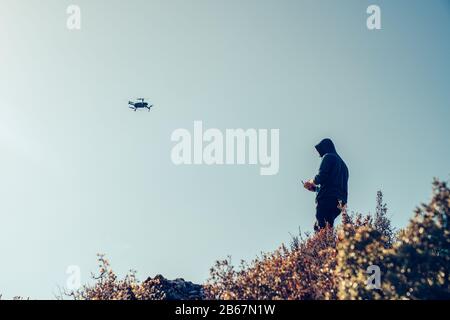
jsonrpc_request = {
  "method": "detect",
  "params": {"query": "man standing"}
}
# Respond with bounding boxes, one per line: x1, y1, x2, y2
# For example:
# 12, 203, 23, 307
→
303, 138, 349, 231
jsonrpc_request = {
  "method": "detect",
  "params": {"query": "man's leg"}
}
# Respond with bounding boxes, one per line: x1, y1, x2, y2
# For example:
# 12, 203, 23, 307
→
314, 215, 327, 231
315, 198, 340, 231
324, 214, 336, 228
315, 202, 329, 231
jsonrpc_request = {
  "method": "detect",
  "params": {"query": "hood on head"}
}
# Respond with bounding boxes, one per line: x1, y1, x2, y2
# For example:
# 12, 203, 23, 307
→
315, 138, 337, 157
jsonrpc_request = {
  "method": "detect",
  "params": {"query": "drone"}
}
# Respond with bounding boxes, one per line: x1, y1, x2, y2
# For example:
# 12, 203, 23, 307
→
128, 98, 153, 112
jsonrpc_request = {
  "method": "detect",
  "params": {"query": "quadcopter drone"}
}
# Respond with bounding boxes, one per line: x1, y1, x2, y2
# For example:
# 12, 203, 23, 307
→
128, 98, 153, 111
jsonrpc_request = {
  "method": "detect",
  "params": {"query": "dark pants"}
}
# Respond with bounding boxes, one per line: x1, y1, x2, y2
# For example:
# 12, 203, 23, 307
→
314, 198, 341, 231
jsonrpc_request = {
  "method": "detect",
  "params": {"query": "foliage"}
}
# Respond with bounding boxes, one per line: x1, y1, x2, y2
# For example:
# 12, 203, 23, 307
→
66, 254, 204, 300
204, 227, 337, 300
336, 179, 450, 300
374, 191, 396, 248
206, 180, 450, 300
66, 254, 139, 300
65, 180, 449, 300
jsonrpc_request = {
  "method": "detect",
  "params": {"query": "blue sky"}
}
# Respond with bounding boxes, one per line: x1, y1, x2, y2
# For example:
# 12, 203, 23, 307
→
0, 0, 449, 298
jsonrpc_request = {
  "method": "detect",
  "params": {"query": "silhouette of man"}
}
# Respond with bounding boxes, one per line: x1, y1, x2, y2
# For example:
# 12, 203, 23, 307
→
303, 138, 349, 231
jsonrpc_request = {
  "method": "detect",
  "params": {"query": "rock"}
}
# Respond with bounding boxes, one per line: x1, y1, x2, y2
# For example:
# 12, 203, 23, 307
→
142, 275, 204, 300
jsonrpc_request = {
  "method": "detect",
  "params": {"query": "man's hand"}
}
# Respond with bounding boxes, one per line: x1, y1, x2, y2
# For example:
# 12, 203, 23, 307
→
303, 179, 317, 192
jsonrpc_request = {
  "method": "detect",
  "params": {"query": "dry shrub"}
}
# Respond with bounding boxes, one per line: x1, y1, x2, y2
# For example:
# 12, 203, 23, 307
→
71, 180, 449, 300
67, 255, 203, 300
206, 180, 449, 300
336, 179, 450, 300
205, 227, 337, 300
67, 254, 140, 300
203, 207, 378, 300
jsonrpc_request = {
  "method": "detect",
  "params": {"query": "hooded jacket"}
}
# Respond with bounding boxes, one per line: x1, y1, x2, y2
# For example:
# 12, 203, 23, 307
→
313, 139, 349, 203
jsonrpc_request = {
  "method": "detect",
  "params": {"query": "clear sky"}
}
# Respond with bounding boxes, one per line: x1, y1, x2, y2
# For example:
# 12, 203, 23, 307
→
0, 0, 449, 298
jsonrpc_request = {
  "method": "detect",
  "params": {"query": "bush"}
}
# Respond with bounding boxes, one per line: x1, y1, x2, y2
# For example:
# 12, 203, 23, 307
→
66, 255, 204, 300
69, 179, 449, 300
336, 179, 450, 300
206, 180, 449, 300
204, 227, 337, 300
